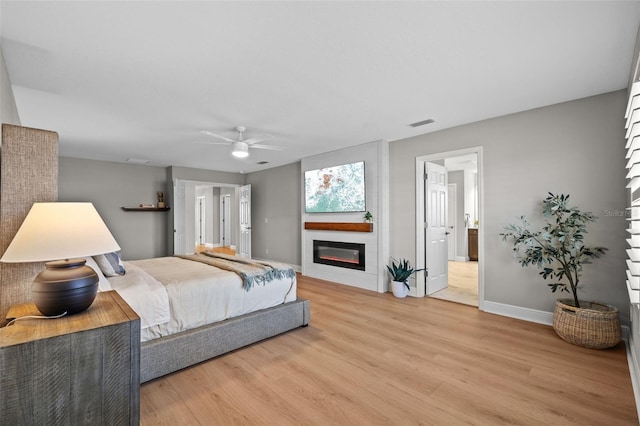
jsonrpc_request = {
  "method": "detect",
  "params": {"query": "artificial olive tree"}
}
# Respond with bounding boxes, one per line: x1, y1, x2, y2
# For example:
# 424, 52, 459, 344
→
501, 193, 607, 308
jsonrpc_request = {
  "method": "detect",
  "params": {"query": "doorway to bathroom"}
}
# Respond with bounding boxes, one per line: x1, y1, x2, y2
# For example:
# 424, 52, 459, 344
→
415, 147, 483, 308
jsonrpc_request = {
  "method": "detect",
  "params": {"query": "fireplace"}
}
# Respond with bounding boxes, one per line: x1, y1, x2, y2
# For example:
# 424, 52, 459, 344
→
313, 240, 365, 271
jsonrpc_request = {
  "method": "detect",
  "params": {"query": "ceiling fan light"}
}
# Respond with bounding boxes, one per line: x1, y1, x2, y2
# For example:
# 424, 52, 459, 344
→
231, 141, 249, 158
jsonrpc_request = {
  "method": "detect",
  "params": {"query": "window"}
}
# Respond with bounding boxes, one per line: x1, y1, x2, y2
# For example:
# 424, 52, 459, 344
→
625, 81, 640, 304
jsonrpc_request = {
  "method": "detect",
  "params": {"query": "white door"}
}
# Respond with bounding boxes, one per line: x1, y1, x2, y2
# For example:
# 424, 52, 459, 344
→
173, 179, 187, 255
425, 162, 448, 295
220, 194, 231, 247
196, 196, 205, 246
238, 184, 251, 258
447, 183, 456, 261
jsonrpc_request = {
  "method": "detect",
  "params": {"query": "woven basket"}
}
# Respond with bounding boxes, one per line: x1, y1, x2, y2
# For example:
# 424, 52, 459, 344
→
552, 299, 621, 349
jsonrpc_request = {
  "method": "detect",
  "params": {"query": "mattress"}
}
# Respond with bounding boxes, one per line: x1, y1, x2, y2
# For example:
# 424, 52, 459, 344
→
108, 256, 297, 342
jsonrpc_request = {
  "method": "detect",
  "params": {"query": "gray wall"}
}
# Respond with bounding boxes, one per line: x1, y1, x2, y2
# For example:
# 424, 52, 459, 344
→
58, 158, 301, 265
390, 90, 629, 320
168, 166, 246, 185
58, 157, 169, 260
245, 161, 302, 267
0, 48, 20, 127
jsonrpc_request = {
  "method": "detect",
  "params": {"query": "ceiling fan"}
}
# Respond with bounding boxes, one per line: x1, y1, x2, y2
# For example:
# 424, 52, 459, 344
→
198, 126, 283, 158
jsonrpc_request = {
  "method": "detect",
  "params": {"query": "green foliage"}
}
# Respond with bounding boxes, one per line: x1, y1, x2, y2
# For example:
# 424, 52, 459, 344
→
364, 211, 373, 222
500, 193, 607, 308
386, 258, 425, 290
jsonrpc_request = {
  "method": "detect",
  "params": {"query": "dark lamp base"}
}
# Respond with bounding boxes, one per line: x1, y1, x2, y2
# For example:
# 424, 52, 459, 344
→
31, 258, 99, 316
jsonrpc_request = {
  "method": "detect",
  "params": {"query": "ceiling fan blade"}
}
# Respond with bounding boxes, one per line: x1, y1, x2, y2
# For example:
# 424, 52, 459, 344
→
200, 130, 235, 143
193, 141, 230, 146
244, 134, 274, 145
249, 144, 284, 151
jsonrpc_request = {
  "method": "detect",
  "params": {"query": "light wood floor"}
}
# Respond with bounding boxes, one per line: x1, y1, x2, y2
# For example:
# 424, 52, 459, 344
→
431, 261, 479, 306
195, 245, 236, 255
140, 275, 638, 425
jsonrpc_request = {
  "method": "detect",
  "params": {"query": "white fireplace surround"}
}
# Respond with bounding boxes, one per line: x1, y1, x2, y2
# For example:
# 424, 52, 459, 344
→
301, 140, 389, 293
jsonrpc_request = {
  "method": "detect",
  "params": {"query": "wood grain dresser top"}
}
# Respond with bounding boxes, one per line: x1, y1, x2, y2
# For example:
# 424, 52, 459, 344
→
0, 290, 139, 347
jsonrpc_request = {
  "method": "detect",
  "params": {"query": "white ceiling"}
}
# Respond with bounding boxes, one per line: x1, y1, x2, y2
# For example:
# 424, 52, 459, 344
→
2, 1, 640, 174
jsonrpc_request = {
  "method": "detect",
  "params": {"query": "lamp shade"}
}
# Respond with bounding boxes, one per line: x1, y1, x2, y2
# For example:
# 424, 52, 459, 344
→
1, 202, 120, 263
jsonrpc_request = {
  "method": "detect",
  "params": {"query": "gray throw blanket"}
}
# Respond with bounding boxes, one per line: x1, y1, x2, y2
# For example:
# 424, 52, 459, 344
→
178, 252, 296, 291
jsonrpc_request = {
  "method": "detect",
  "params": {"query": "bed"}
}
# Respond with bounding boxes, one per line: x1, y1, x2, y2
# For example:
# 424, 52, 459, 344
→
90, 252, 310, 383
0, 125, 310, 385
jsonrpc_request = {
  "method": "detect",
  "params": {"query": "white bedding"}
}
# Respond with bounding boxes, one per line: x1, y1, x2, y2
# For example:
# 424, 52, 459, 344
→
105, 262, 171, 330
108, 256, 297, 342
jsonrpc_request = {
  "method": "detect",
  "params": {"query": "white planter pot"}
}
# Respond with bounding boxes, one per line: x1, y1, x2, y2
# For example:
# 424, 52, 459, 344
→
391, 281, 408, 298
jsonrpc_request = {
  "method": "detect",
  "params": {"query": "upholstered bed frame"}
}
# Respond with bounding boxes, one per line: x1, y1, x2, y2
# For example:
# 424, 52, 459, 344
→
0, 124, 310, 383
140, 297, 310, 382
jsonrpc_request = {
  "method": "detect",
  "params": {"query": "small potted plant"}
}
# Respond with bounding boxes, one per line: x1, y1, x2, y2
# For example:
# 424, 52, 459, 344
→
364, 211, 373, 223
500, 192, 620, 349
386, 258, 424, 298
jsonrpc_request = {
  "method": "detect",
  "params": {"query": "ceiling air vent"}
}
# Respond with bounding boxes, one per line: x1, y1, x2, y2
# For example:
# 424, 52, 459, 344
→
257, 161, 269, 165
409, 119, 434, 128
126, 157, 151, 164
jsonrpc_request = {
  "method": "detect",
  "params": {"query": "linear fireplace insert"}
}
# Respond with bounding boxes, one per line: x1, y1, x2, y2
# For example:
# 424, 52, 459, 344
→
313, 240, 365, 271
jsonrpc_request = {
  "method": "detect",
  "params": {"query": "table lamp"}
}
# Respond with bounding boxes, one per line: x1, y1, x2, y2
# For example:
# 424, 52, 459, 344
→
0, 202, 121, 316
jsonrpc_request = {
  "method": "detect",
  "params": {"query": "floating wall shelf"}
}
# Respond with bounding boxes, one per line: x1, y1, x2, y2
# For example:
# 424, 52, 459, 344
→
304, 222, 373, 232
121, 207, 170, 212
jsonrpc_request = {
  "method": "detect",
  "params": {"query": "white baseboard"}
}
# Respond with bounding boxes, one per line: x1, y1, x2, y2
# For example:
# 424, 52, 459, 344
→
454, 256, 469, 262
482, 300, 553, 325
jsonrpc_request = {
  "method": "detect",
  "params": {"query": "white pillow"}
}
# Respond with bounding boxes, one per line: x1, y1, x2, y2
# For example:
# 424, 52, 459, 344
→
84, 256, 112, 292
93, 252, 126, 277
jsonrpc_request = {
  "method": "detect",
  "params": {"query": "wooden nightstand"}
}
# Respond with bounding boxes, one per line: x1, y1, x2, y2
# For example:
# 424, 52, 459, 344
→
0, 290, 140, 425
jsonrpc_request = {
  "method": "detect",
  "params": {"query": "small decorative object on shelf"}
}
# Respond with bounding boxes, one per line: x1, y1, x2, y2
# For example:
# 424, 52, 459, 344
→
364, 211, 373, 223
157, 192, 165, 208
139, 204, 155, 208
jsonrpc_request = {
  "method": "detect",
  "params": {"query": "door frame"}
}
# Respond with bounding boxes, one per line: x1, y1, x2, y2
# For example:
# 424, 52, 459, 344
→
220, 194, 231, 247
447, 183, 457, 261
172, 179, 241, 255
238, 184, 252, 258
196, 196, 206, 246
415, 146, 485, 310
